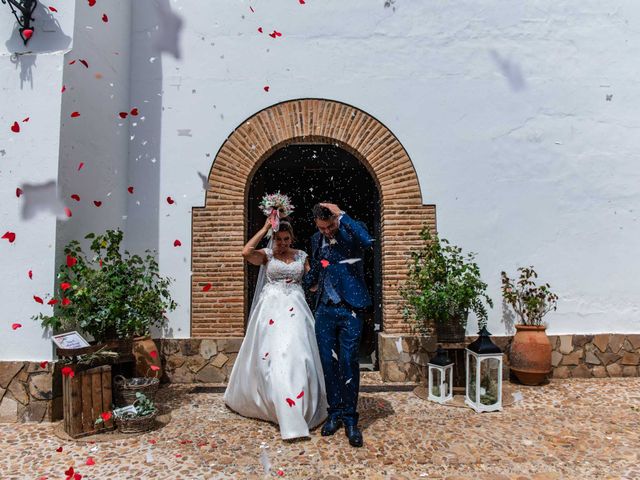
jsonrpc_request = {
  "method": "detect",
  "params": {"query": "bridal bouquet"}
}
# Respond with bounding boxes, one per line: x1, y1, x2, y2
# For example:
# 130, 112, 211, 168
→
259, 192, 294, 232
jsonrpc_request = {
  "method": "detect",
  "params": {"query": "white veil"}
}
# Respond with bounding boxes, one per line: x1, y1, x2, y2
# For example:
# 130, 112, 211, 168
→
248, 235, 273, 318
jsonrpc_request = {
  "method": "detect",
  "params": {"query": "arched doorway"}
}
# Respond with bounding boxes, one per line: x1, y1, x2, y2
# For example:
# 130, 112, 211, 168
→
191, 99, 436, 345
247, 144, 382, 368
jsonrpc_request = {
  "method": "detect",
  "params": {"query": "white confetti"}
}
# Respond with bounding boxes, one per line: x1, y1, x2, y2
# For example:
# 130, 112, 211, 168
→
394, 337, 403, 354
20, 180, 67, 220
331, 349, 339, 361
512, 391, 524, 402
345, 377, 352, 385
259, 449, 271, 475
339, 258, 362, 265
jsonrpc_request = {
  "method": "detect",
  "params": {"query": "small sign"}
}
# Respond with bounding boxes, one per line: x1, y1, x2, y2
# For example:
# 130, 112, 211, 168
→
52, 331, 91, 350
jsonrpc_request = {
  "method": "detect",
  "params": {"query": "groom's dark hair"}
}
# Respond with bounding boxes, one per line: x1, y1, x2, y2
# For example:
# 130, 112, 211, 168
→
312, 203, 333, 220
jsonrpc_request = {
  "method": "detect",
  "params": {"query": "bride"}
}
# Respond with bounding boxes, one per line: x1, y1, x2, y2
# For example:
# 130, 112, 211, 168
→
224, 216, 327, 440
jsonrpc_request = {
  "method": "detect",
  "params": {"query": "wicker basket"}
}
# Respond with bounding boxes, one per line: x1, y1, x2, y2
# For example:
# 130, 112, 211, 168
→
114, 375, 159, 407
115, 411, 157, 434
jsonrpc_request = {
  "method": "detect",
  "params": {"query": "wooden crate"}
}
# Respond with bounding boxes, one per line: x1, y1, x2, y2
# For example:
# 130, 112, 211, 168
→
63, 365, 115, 438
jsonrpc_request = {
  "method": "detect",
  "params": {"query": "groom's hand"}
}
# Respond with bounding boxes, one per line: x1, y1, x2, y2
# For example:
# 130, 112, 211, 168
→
319, 202, 342, 217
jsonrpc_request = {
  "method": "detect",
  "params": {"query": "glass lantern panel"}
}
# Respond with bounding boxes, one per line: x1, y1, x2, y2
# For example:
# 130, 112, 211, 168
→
468, 354, 477, 400
444, 368, 451, 396
479, 357, 500, 406
431, 368, 442, 397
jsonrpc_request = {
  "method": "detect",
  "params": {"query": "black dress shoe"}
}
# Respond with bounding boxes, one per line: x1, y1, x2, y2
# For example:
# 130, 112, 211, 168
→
321, 417, 343, 436
345, 425, 363, 447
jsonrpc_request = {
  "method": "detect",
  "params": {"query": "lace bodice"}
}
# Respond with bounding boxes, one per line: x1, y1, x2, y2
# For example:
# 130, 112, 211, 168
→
264, 248, 307, 285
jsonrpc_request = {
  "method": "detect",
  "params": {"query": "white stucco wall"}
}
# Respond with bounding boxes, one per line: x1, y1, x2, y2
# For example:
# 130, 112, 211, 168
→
0, 2, 75, 361
2, 0, 640, 360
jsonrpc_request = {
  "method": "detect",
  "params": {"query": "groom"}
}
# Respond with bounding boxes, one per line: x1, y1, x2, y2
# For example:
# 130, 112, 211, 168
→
303, 202, 374, 448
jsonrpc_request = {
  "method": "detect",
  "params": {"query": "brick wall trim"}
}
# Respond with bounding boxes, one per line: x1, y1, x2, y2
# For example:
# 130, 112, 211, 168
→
192, 98, 436, 337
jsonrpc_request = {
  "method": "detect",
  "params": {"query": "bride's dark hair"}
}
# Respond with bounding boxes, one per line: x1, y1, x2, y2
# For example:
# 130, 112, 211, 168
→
276, 217, 296, 243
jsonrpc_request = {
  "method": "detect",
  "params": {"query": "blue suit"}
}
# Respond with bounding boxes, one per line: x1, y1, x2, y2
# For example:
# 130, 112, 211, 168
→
303, 214, 374, 427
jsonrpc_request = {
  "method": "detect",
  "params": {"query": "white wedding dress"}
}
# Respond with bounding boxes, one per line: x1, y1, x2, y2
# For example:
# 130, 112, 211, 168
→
224, 248, 328, 439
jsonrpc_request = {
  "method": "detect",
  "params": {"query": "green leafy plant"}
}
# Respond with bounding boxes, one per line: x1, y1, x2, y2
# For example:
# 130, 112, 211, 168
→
501, 266, 558, 326
95, 392, 156, 425
401, 227, 493, 334
32, 229, 177, 342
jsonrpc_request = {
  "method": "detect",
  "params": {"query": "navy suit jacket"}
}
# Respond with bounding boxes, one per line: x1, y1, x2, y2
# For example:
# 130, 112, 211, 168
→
303, 214, 374, 310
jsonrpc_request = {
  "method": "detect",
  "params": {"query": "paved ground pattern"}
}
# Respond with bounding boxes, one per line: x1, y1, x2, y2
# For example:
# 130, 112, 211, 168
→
2, 378, 639, 479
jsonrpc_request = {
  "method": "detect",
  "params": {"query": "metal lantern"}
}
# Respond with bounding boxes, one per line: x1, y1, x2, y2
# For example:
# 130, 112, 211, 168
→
2, 0, 38, 45
427, 346, 454, 404
465, 326, 503, 413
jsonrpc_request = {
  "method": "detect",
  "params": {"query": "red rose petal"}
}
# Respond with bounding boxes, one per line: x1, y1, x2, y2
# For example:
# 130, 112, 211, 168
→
22, 117, 30, 122
263, 85, 270, 92
86, 457, 95, 466
56, 446, 63, 452
150, 365, 160, 371
64, 207, 72, 218
130, 108, 139, 116
150, 350, 158, 358
10, 121, 20, 133
77, 162, 84, 171
74, 473, 82, 480
16, 188, 23, 197
166, 196, 175, 204
71, 194, 80, 201
64, 466, 73, 477
66, 255, 77, 267
250, 6, 254, 12
320, 259, 330, 268
100, 411, 112, 421
88, 0, 96, 6
127, 186, 134, 194
61, 84, 66, 93
61, 282, 71, 291
34, 295, 44, 304
175, 454, 182, 458
296, 390, 304, 399
277, 470, 284, 477
61, 366, 75, 377
62, 298, 71, 306
257, 27, 263, 33
79, 59, 89, 68
47, 299, 58, 305
28, 270, 33, 279
286, 398, 295, 407
179, 439, 193, 444
11, 323, 22, 330
148, 439, 157, 444
119, 112, 128, 119
202, 283, 212, 292
22, 29, 33, 39
40, 361, 48, 369
101, 13, 108, 22
93, 200, 102, 207
49, 6, 58, 12
173, 239, 181, 247
2, 231, 16, 243
69, 60, 76, 65
70, 111, 81, 118
299, 0, 305, 4
269, 319, 274, 325
289, 307, 294, 312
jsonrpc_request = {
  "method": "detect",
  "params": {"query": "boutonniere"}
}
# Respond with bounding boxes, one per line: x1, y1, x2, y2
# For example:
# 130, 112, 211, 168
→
329, 238, 337, 245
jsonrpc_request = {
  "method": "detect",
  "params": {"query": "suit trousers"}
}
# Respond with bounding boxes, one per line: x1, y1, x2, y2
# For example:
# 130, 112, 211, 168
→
314, 302, 364, 427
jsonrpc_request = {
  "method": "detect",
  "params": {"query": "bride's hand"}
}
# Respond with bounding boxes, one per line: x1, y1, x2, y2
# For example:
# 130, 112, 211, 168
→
262, 217, 272, 232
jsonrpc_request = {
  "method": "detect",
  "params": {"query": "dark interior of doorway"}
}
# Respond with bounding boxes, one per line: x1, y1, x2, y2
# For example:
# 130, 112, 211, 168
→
247, 144, 382, 370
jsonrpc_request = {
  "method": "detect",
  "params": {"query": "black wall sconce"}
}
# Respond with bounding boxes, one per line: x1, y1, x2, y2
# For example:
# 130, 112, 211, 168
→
2, 0, 37, 45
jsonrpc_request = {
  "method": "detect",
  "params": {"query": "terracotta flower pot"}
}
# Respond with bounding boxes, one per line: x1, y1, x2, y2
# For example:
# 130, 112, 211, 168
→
509, 325, 552, 385
132, 336, 162, 378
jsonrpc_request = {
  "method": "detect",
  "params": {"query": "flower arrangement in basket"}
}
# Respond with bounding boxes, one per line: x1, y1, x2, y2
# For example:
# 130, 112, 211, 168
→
259, 192, 294, 233
96, 392, 157, 434
113, 366, 160, 407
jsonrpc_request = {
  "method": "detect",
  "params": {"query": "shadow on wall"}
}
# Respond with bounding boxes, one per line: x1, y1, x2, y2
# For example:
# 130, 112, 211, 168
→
4, 2, 71, 88
128, 0, 170, 337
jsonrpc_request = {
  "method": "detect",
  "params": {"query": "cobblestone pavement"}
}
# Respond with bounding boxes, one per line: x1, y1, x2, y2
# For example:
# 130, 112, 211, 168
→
2, 377, 640, 479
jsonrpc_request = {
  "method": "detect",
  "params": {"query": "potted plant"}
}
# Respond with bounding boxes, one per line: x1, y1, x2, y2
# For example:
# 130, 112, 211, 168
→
32, 228, 176, 355
501, 266, 558, 385
401, 227, 493, 342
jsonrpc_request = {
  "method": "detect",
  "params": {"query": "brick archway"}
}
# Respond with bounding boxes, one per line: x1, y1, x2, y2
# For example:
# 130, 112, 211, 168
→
192, 98, 436, 338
